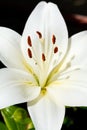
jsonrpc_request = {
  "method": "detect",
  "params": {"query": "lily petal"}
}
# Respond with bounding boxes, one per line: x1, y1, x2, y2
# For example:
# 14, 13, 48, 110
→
21, 1, 68, 77
0, 68, 40, 109
0, 27, 25, 69
47, 69, 87, 106
60, 31, 87, 73
28, 95, 65, 130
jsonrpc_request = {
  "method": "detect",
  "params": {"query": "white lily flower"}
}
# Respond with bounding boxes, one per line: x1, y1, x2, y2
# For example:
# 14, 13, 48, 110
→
0, 1, 87, 130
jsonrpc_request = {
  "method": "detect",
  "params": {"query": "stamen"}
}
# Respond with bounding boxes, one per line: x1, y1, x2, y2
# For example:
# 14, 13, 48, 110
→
27, 36, 32, 47
54, 47, 58, 53
42, 53, 46, 61
27, 48, 32, 58
36, 31, 42, 39
52, 35, 56, 44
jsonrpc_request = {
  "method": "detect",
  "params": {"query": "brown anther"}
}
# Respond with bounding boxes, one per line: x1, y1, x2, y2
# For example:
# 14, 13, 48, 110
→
54, 47, 58, 53
36, 31, 42, 39
42, 53, 46, 61
27, 48, 32, 58
27, 36, 32, 47
52, 35, 56, 44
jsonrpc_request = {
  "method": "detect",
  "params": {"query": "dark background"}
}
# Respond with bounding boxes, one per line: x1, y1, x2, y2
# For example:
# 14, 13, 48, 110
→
0, 0, 87, 130
0, 0, 87, 36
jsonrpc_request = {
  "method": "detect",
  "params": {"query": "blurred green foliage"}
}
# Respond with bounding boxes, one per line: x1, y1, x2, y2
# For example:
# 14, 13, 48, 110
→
0, 105, 87, 130
0, 106, 34, 130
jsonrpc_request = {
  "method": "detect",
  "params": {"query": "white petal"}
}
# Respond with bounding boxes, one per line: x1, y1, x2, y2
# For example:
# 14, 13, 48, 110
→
60, 31, 87, 73
0, 68, 40, 109
47, 69, 87, 106
21, 2, 68, 81
28, 95, 65, 130
0, 27, 25, 69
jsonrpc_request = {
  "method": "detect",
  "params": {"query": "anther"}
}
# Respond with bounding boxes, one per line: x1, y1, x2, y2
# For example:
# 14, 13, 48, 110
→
27, 36, 32, 47
52, 35, 56, 44
54, 47, 58, 53
42, 53, 46, 61
36, 31, 42, 39
27, 48, 32, 58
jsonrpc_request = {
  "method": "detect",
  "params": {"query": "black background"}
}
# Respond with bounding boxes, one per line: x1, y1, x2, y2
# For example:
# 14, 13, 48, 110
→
0, 0, 87, 35
0, 0, 87, 130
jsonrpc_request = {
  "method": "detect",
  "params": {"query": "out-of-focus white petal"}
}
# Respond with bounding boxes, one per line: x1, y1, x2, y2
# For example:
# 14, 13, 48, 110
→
47, 69, 87, 106
21, 2, 68, 80
28, 95, 65, 130
0, 68, 40, 109
0, 27, 25, 69
60, 31, 87, 73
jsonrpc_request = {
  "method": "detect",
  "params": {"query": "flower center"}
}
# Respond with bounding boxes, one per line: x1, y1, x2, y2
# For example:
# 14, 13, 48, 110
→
41, 87, 47, 95
27, 31, 58, 62
26, 31, 59, 87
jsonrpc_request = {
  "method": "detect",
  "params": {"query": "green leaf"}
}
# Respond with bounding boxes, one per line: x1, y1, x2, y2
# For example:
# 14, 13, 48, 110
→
1, 107, 18, 130
1, 106, 34, 130
0, 122, 8, 130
